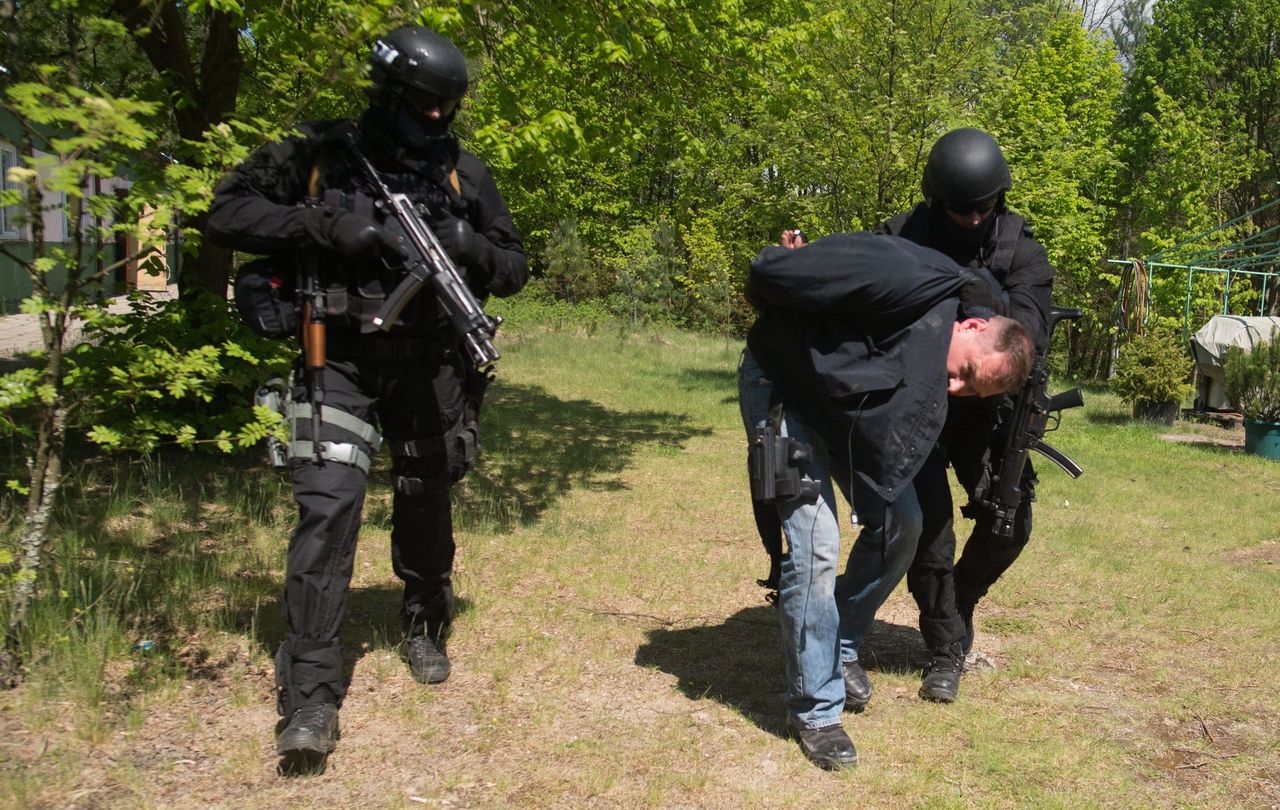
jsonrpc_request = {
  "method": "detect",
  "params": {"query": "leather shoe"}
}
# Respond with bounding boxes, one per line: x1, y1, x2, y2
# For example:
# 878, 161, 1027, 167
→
919, 640, 965, 703
785, 717, 858, 770
842, 659, 872, 712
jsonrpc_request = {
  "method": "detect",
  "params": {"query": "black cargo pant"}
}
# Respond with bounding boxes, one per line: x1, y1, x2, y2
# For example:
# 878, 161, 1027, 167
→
907, 400, 1035, 650
275, 336, 477, 717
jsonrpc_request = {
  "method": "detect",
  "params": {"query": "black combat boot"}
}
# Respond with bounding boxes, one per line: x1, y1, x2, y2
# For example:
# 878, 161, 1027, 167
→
842, 659, 872, 712
276, 702, 339, 774
919, 640, 965, 703
407, 624, 451, 684
785, 717, 858, 770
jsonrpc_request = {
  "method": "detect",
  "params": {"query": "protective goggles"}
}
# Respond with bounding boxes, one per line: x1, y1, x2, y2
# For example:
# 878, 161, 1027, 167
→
944, 196, 998, 216
403, 86, 459, 117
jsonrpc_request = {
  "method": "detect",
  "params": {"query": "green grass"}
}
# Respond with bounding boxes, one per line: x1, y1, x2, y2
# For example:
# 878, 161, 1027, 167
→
0, 310, 1277, 808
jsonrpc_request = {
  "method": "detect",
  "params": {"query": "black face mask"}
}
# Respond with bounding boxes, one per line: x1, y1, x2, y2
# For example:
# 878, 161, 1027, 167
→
359, 104, 458, 169
930, 200, 999, 253
394, 103, 454, 150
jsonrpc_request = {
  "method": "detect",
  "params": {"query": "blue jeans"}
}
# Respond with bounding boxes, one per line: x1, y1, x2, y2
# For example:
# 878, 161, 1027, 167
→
739, 349, 921, 728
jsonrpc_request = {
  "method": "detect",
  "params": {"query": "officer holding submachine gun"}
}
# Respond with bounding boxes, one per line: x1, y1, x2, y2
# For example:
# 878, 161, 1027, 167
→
206, 26, 527, 772
862, 128, 1083, 706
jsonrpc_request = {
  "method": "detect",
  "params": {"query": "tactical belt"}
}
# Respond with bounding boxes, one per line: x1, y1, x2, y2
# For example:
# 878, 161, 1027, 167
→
325, 329, 453, 361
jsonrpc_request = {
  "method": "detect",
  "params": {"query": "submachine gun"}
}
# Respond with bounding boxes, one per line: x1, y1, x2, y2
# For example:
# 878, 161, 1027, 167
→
962, 306, 1085, 537
337, 126, 501, 372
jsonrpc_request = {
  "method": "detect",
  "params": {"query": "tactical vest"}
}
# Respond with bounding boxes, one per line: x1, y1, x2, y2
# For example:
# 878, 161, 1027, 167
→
306, 123, 471, 341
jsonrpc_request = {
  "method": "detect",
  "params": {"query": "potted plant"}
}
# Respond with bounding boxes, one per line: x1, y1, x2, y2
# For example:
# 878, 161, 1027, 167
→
1111, 327, 1194, 425
1223, 327, 1280, 460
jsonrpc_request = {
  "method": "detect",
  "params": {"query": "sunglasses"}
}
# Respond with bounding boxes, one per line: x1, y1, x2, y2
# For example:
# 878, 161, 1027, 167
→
945, 197, 998, 216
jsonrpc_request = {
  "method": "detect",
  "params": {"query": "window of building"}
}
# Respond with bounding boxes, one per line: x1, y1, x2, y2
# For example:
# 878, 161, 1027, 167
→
0, 143, 21, 239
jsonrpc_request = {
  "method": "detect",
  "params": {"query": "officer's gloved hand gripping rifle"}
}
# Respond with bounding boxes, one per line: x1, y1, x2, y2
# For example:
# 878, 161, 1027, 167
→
337, 127, 501, 372
962, 306, 1085, 537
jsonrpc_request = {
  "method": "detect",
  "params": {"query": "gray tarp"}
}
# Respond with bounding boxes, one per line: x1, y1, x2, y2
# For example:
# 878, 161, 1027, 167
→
1190, 315, 1280, 409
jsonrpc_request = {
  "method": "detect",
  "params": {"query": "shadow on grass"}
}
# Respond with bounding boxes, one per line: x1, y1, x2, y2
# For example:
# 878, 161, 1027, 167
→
672, 365, 741, 407
635, 608, 930, 738
246, 585, 475, 688
8, 380, 706, 699
1085, 411, 1133, 426
452, 381, 712, 531
635, 605, 787, 736
669, 364, 737, 392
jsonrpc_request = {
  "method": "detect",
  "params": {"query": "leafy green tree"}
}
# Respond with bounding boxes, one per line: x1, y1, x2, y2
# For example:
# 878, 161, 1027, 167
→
0, 8, 176, 678
775, 0, 1001, 232
1117, 0, 1280, 326
988, 9, 1124, 377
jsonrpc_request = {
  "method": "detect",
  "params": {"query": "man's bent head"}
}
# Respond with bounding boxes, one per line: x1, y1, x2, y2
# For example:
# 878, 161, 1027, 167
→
946, 316, 1034, 397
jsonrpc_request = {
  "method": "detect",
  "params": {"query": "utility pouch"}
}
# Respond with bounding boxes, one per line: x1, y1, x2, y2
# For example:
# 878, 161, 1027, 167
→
748, 405, 819, 503
234, 257, 298, 338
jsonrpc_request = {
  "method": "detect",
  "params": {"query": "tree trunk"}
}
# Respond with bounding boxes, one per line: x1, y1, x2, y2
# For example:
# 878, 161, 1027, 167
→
2, 319, 68, 687
110, 0, 244, 299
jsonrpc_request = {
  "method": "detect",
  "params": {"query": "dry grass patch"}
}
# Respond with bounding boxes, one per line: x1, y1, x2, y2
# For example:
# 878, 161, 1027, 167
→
2, 329, 1277, 808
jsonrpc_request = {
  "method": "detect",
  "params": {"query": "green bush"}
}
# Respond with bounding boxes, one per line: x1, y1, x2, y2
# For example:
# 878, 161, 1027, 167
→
64, 291, 295, 453
1110, 327, 1194, 411
1223, 328, 1280, 422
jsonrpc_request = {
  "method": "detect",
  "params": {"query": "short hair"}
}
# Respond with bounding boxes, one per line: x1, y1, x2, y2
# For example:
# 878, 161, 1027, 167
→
982, 316, 1035, 394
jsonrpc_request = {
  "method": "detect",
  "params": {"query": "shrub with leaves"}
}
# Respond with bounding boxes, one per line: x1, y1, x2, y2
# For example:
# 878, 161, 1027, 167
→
1223, 328, 1280, 422
1110, 327, 1194, 409
64, 291, 295, 453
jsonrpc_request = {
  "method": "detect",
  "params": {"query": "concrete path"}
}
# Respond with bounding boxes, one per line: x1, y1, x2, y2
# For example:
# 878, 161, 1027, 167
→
0, 286, 178, 359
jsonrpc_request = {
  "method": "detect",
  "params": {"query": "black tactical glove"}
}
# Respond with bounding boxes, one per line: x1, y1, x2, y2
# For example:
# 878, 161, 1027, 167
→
305, 207, 404, 261
430, 216, 477, 267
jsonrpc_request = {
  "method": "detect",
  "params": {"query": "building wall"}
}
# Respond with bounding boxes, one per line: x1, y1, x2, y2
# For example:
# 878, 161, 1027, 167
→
1, 114, 173, 312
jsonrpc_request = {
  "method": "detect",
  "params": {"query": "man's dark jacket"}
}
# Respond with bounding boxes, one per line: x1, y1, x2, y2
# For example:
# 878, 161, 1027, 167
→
879, 203, 1053, 349
746, 233, 1002, 502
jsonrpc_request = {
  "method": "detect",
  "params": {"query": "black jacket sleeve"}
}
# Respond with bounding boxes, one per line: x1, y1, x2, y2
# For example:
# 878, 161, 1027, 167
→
455, 151, 528, 298
1003, 223, 1055, 350
204, 127, 325, 254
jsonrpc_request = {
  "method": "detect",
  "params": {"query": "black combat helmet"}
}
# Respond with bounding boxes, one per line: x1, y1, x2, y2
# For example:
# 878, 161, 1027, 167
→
921, 128, 1012, 205
364, 27, 469, 153
369, 26, 469, 104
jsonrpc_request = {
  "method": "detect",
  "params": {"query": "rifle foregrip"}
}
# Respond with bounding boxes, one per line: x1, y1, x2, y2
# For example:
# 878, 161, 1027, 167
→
303, 302, 326, 368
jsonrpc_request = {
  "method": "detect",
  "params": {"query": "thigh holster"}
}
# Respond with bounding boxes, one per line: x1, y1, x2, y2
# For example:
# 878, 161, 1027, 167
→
748, 403, 820, 503
285, 386, 383, 474
388, 416, 480, 495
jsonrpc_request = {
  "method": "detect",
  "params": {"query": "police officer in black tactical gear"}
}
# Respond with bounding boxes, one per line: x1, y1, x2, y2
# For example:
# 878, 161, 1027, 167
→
205, 26, 528, 769
863, 128, 1054, 705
